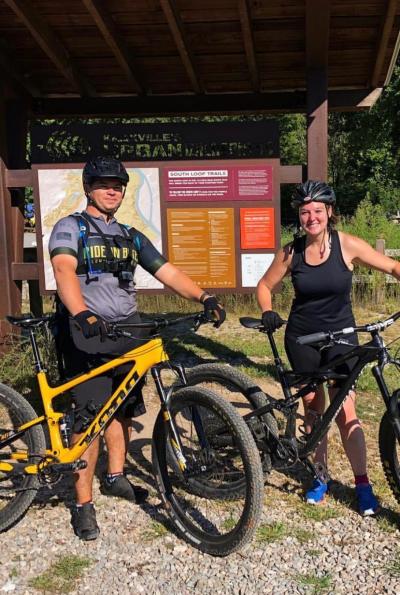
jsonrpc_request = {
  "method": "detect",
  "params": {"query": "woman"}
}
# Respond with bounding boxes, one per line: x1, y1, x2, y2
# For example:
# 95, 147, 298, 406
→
257, 180, 400, 515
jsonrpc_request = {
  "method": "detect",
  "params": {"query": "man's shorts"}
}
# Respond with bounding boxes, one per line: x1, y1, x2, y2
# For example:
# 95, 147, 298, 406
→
58, 312, 149, 433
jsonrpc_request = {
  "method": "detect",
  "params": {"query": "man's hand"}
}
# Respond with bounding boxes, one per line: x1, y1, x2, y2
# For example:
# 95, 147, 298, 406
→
261, 310, 284, 333
73, 310, 107, 341
203, 296, 226, 328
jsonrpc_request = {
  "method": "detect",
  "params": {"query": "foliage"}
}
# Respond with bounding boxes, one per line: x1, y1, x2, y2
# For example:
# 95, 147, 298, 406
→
338, 198, 400, 248
329, 65, 400, 216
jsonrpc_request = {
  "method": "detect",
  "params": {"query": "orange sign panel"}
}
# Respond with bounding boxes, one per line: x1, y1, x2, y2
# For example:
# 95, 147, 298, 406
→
240, 207, 275, 249
167, 208, 236, 287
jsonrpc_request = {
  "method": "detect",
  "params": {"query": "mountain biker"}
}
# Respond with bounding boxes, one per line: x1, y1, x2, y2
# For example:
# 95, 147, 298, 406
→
49, 156, 225, 541
257, 180, 400, 515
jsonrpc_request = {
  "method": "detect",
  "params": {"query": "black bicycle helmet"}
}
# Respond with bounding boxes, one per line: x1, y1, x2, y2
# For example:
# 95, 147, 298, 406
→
291, 180, 336, 208
82, 156, 129, 186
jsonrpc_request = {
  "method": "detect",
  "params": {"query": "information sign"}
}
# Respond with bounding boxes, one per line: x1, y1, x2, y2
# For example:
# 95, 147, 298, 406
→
167, 208, 236, 287
240, 207, 275, 249
164, 165, 273, 201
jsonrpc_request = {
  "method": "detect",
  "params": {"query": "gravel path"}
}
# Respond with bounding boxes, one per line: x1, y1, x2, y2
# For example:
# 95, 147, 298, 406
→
1, 405, 400, 595
1, 314, 400, 594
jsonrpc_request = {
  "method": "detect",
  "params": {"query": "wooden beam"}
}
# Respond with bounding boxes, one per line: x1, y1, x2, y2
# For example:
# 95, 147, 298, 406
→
81, 0, 143, 94
0, 43, 39, 98
31, 88, 380, 117
280, 165, 303, 184
306, 0, 330, 181
159, 0, 203, 93
237, 0, 260, 91
6, 169, 33, 188
11, 262, 40, 281
371, 0, 397, 87
3, 0, 96, 97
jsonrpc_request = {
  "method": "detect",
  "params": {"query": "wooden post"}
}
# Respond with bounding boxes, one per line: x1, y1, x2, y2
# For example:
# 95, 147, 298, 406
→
306, 0, 330, 182
376, 238, 385, 254
0, 88, 30, 349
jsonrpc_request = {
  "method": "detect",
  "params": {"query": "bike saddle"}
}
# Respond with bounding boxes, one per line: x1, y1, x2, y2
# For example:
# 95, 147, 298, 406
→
6, 314, 54, 328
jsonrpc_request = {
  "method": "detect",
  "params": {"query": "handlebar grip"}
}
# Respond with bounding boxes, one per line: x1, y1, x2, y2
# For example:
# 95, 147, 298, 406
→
296, 331, 330, 346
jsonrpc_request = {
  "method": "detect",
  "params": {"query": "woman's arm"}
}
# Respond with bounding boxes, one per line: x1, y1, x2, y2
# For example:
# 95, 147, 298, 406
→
341, 233, 400, 280
257, 244, 293, 311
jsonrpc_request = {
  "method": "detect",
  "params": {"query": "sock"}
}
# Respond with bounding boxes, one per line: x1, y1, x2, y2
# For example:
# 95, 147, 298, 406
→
106, 472, 123, 484
76, 500, 93, 508
355, 474, 369, 486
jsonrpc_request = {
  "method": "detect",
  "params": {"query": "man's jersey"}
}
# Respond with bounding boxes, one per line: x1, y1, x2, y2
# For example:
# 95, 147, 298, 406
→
49, 211, 166, 321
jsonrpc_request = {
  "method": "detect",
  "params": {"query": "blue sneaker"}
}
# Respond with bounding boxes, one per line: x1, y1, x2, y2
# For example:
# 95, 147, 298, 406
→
356, 484, 379, 516
306, 479, 329, 504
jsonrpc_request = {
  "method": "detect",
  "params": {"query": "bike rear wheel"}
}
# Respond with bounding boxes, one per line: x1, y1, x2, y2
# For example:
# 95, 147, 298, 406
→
152, 386, 263, 556
0, 383, 45, 531
184, 363, 279, 475
378, 402, 400, 504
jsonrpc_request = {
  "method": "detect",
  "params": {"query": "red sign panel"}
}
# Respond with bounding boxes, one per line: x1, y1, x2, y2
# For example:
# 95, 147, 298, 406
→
240, 207, 275, 249
164, 165, 273, 201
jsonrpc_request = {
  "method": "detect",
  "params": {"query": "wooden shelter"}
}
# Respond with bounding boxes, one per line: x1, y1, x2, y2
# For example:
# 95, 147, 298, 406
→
0, 0, 399, 332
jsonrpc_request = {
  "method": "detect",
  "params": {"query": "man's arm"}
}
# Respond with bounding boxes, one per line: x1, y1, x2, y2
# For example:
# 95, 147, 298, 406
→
154, 262, 204, 302
51, 254, 87, 315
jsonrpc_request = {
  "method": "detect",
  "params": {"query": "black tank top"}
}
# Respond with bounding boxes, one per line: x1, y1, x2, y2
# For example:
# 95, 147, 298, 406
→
286, 230, 355, 335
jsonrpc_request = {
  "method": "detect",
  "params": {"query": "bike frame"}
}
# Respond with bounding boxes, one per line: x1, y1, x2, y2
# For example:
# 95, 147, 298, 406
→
0, 328, 190, 476
245, 328, 400, 462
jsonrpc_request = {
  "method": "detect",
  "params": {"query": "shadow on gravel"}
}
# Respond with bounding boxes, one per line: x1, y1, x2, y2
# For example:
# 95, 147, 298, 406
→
266, 467, 400, 523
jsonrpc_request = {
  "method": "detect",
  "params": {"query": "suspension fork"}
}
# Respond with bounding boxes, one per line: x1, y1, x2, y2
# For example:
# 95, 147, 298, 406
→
151, 364, 208, 471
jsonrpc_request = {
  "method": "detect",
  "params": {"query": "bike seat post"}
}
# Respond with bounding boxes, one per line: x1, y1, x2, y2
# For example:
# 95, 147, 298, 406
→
28, 327, 43, 373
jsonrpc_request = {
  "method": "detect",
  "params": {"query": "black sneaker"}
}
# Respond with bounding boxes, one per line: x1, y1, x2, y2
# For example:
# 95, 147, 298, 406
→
100, 474, 148, 503
71, 503, 100, 541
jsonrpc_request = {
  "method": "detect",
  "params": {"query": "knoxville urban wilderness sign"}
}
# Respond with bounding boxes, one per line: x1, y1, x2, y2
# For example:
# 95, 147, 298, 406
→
30, 120, 279, 163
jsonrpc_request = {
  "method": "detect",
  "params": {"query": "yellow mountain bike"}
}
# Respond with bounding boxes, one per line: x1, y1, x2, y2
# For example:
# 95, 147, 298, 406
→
0, 312, 263, 556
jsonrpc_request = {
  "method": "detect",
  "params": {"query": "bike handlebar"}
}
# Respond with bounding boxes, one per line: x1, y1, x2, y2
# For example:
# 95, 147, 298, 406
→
296, 310, 400, 346
107, 311, 209, 338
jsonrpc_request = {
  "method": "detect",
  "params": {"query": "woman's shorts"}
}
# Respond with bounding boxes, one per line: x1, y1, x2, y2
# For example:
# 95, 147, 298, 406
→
284, 330, 359, 388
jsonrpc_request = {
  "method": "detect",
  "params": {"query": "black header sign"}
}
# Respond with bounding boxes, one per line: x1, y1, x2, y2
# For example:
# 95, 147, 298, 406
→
30, 120, 279, 163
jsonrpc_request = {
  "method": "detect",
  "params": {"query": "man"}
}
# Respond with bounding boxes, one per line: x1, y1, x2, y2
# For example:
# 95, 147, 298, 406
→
49, 156, 225, 541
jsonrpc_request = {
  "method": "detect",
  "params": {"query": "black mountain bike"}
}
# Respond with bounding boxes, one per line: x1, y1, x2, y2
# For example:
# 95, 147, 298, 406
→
185, 311, 400, 503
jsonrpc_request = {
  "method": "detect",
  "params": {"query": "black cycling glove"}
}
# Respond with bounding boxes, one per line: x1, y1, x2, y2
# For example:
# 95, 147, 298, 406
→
73, 310, 107, 341
261, 310, 284, 333
203, 296, 226, 328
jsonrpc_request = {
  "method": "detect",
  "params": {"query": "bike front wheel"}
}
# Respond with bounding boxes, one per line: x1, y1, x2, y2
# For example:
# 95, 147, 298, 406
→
379, 402, 400, 504
0, 383, 46, 531
184, 363, 279, 475
152, 386, 263, 556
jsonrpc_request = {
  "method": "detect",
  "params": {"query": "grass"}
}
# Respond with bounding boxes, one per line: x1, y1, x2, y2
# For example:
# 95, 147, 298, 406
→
297, 502, 341, 522
256, 521, 287, 543
256, 521, 314, 544
142, 520, 169, 541
385, 548, 400, 577
28, 555, 92, 593
294, 571, 332, 594
376, 516, 399, 534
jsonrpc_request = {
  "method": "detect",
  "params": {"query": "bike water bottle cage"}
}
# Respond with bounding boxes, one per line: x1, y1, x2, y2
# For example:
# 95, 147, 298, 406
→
72, 212, 136, 284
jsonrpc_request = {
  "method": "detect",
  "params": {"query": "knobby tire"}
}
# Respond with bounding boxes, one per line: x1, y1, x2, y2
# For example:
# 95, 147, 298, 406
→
0, 383, 46, 531
152, 386, 263, 556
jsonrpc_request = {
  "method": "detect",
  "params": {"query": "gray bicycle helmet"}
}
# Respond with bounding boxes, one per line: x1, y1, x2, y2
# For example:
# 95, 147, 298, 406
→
291, 180, 336, 209
82, 156, 129, 186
